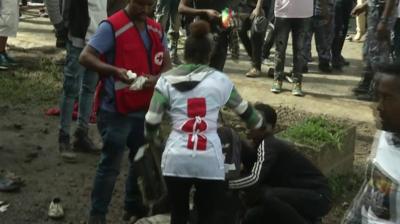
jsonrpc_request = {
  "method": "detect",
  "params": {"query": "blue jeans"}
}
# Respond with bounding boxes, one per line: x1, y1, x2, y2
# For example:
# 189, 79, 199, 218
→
59, 42, 98, 135
90, 110, 146, 216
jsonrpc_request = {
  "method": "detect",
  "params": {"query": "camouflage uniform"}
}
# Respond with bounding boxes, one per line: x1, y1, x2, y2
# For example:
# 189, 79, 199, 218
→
304, 0, 335, 65
357, 0, 397, 95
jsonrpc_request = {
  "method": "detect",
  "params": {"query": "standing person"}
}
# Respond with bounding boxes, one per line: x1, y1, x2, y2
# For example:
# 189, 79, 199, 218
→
178, 0, 231, 71
155, 0, 182, 65
238, 0, 267, 78
331, 0, 353, 70
351, 0, 397, 101
270, 0, 313, 96
144, 20, 265, 224
261, 0, 276, 62
303, 0, 335, 73
0, 0, 19, 70
353, 0, 366, 41
79, 0, 172, 222
342, 62, 400, 224
230, 103, 332, 224
46, 0, 108, 162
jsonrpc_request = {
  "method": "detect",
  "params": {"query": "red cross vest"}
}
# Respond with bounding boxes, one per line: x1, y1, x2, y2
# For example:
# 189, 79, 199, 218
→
107, 10, 165, 114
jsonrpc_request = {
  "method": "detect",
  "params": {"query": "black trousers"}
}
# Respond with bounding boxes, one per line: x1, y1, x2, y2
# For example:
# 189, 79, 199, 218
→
274, 17, 310, 83
331, 0, 354, 64
210, 30, 229, 71
242, 187, 332, 224
165, 176, 225, 224
238, 7, 268, 70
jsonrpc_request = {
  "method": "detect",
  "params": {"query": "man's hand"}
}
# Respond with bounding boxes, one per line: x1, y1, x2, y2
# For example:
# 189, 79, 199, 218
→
250, 7, 263, 19
351, 4, 367, 16
204, 9, 220, 20
376, 21, 390, 41
114, 68, 133, 84
143, 75, 159, 88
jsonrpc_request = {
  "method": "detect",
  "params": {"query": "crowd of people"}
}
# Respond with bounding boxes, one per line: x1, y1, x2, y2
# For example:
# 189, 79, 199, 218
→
1, 0, 400, 224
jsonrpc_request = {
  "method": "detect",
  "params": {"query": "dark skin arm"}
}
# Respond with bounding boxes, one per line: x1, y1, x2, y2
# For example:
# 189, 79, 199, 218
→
79, 45, 132, 84
178, 0, 221, 21
79, 34, 172, 87
376, 0, 396, 41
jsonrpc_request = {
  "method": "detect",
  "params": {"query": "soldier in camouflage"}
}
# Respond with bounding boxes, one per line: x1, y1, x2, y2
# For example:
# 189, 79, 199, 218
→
352, 0, 397, 101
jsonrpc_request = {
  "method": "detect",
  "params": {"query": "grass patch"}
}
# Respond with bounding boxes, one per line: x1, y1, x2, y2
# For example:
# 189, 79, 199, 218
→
278, 116, 346, 151
0, 58, 62, 106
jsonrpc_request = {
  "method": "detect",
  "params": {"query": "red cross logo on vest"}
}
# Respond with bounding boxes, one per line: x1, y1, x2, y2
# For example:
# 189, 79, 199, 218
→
181, 98, 208, 151
154, 52, 164, 66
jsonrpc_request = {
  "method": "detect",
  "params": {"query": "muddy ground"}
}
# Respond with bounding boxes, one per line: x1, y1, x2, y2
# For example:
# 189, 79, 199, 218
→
0, 9, 377, 224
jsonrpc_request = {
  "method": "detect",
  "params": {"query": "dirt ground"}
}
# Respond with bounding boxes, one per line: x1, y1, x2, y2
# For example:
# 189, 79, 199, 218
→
0, 9, 377, 224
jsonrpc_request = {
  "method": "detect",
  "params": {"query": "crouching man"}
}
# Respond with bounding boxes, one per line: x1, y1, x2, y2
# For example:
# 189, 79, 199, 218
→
229, 103, 332, 224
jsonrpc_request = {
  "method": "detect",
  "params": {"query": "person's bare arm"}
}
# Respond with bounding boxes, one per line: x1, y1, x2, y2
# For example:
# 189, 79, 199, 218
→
251, 0, 264, 18
79, 45, 132, 84
376, 0, 396, 41
178, 0, 220, 20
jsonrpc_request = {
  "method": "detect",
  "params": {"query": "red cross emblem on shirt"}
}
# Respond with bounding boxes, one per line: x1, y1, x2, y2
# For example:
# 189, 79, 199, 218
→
181, 98, 208, 151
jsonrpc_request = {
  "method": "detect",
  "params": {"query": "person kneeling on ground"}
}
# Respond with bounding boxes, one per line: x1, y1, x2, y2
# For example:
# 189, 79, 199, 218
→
229, 103, 332, 224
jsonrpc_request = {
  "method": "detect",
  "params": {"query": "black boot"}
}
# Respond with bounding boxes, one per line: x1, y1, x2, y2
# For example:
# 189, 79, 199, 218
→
73, 127, 98, 153
318, 62, 332, 73
353, 71, 373, 94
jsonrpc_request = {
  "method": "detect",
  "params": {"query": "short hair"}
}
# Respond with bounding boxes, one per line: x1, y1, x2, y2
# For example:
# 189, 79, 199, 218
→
254, 103, 277, 128
377, 61, 400, 78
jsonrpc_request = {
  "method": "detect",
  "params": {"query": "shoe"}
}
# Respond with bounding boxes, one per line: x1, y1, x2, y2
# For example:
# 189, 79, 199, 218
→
302, 65, 309, 73
88, 215, 106, 224
0, 53, 9, 70
59, 131, 77, 162
0, 53, 18, 67
122, 211, 146, 223
48, 198, 64, 219
73, 127, 99, 153
318, 63, 332, 73
271, 80, 283, 93
332, 63, 343, 71
353, 76, 372, 94
246, 68, 261, 78
292, 83, 304, 96
357, 92, 375, 101
0, 176, 21, 192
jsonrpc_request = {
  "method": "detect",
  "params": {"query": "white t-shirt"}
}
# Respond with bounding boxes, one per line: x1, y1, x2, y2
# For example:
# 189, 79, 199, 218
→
274, 0, 313, 18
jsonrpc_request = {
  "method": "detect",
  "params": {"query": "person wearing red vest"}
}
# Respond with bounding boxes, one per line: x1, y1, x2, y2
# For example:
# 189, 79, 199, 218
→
79, 0, 172, 223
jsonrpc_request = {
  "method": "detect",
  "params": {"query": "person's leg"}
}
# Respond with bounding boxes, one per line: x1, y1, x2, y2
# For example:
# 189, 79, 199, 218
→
272, 17, 291, 93
154, 0, 170, 30
394, 18, 400, 62
0, 0, 19, 68
238, 16, 253, 58
331, 0, 345, 67
354, 0, 366, 40
59, 42, 85, 160
169, 0, 182, 65
303, 16, 315, 70
261, 187, 332, 220
335, 0, 353, 64
262, 20, 276, 60
194, 179, 225, 224
124, 116, 147, 220
314, 16, 332, 72
291, 18, 310, 96
165, 176, 192, 224
250, 18, 267, 72
73, 56, 99, 152
90, 110, 131, 219
0, 37, 6, 53
209, 30, 229, 71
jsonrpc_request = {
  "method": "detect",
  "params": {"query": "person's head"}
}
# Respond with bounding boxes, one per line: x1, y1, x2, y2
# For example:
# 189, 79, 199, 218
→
184, 20, 213, 65
375, 62, 400, 133
249, 103, 277, 143
126, 0, 154, 22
